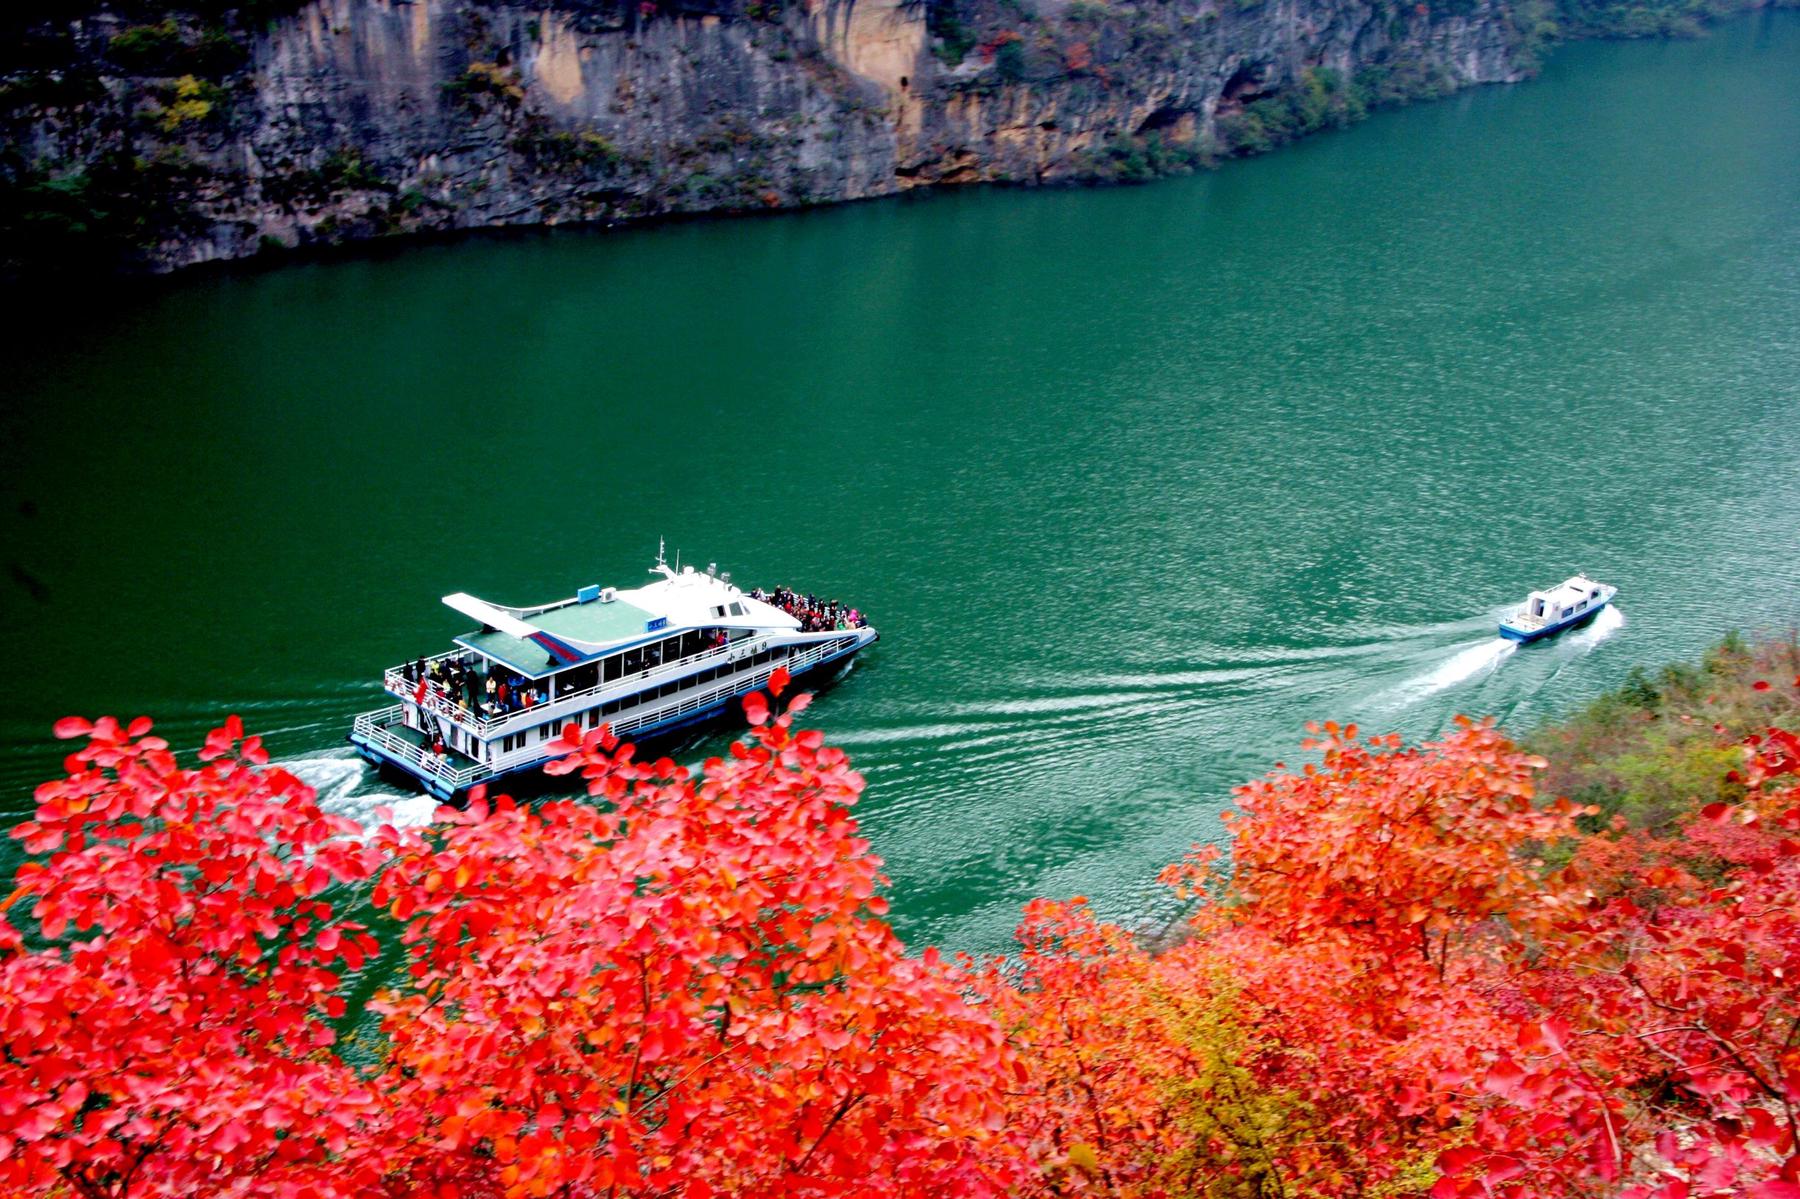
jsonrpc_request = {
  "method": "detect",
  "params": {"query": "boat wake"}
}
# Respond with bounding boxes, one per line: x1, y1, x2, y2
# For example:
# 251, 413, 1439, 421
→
281, 751, 442, 830
1380, 637, 1518, 706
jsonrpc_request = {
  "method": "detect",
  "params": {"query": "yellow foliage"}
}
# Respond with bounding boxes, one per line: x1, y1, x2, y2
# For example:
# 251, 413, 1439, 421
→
1151, 977, 1313, 1199
157, 75, 214, 132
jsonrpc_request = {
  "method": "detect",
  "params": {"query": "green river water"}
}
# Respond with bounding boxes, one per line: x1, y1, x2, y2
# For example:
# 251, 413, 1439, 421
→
3, 12, 1798, 956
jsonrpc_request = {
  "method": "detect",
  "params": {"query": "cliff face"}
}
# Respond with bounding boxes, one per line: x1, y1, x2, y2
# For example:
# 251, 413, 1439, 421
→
2, 0, 1542, 272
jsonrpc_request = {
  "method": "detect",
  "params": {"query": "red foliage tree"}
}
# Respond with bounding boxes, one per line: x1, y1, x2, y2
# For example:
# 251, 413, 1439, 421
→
364, 669, 1021, 1199
6, 691, 1798, 1199
0, 716, 382, 1199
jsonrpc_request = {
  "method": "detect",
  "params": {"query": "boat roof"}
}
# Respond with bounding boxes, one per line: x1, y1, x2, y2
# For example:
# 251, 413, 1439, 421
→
1532, 575, 1609, 603
449, 563, 800, 678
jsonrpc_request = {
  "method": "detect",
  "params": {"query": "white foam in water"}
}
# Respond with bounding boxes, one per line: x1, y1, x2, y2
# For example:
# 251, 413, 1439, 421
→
1377, 637, 1518, 710
281, 751, 443, 831
1568, 603, 1626, 648
1412, 638, 1519, 697
281, 754, 365, 805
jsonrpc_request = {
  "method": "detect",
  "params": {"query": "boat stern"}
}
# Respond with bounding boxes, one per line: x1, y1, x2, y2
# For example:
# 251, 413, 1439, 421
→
348, 705, 485, 804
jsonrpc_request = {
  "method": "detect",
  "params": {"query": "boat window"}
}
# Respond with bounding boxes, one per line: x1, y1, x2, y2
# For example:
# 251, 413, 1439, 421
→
729, 602, 744, 617
603, 654, 622, 682
623, 649, 642, 674
712, 605, 726, 618
561, 662, 599, 693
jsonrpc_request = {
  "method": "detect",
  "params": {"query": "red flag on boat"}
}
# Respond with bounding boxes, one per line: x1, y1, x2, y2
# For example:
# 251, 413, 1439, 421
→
414, 678, 428, 705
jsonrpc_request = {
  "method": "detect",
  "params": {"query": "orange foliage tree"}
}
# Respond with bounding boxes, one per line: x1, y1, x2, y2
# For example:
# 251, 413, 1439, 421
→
987, 716, 1800, 1199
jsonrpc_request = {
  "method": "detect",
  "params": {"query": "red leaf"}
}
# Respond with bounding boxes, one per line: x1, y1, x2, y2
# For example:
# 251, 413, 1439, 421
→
768, 666, 791, 698
743, 692, 769, 727
1753, 680, 1772, 691
52, 716, 92, 740
1751, 1184, 1800, 1199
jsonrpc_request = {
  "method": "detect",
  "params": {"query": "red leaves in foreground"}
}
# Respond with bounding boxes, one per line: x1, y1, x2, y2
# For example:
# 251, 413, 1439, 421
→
4, 705, 1799, 1198
368, 689, 1018, 1199
2, 695, 1018, 1199
989, 719, 1800, 1199
2, 716, 381, 1198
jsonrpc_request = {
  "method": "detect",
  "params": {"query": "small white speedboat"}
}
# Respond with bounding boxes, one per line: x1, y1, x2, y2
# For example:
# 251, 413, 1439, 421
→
1499, 575, 1617, 643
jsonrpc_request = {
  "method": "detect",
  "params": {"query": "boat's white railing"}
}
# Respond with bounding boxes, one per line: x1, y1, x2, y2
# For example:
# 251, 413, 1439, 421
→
600, 635, 856, 741
383, 638, 755, 737
351, 706, 492, 788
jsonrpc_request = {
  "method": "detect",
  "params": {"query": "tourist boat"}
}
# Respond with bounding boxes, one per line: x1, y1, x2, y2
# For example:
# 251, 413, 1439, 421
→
1498, 574, 1618, 643
348, 552, 877, 802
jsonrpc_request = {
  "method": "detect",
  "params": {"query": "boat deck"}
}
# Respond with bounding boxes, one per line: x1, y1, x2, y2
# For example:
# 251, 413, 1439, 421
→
364, 710, 483, 772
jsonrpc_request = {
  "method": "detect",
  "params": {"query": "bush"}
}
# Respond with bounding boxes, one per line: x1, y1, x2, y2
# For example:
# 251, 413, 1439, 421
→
927, 0, 976, 66
154, 74, 224, 131
993, 36, 1028, 81
1528, 631, 1800, 832
108, 19, 245, 77
443, 60, 524, 110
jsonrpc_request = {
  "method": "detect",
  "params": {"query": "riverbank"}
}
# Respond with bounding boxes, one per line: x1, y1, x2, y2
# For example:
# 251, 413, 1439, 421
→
0, 0, 1783, 277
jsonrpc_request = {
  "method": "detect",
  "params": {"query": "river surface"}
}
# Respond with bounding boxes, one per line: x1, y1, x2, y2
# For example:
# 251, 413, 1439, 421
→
3, 13, 1798, 955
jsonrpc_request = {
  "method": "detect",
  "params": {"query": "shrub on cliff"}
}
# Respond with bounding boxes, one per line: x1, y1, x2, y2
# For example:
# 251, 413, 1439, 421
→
1528, 630, 1800, 831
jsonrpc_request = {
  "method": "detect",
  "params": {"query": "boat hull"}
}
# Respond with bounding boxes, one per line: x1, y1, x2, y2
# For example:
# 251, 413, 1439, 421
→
1498, 600, 1610, 643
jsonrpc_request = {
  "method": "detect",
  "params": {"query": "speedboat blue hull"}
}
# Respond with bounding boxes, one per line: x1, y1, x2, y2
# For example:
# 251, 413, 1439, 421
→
1499, 601, 1610, 643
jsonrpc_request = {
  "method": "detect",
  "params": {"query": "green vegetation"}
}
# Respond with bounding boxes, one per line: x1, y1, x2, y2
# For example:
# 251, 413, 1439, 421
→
513, 122, 623, 177
1554, 0, 1751, 36
927, 0, 977, 66
258, 147, 390, 208
1077, 130, 1206, 182
993, 37, 1029, 81
1211, 67, 1364, 156
0, 147, 219, 274
443, 60, 525, 111
1527, 631, 1800, 832
108, 18, 246, 77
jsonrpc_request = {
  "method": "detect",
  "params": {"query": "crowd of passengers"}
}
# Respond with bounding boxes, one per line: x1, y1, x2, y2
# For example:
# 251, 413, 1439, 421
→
752, 587, 868, 633
400, 629, 737, 719
401, 655, 549, 718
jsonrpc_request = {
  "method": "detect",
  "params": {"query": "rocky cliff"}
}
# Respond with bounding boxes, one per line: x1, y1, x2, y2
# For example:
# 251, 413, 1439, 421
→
0, 0, 1562, 273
